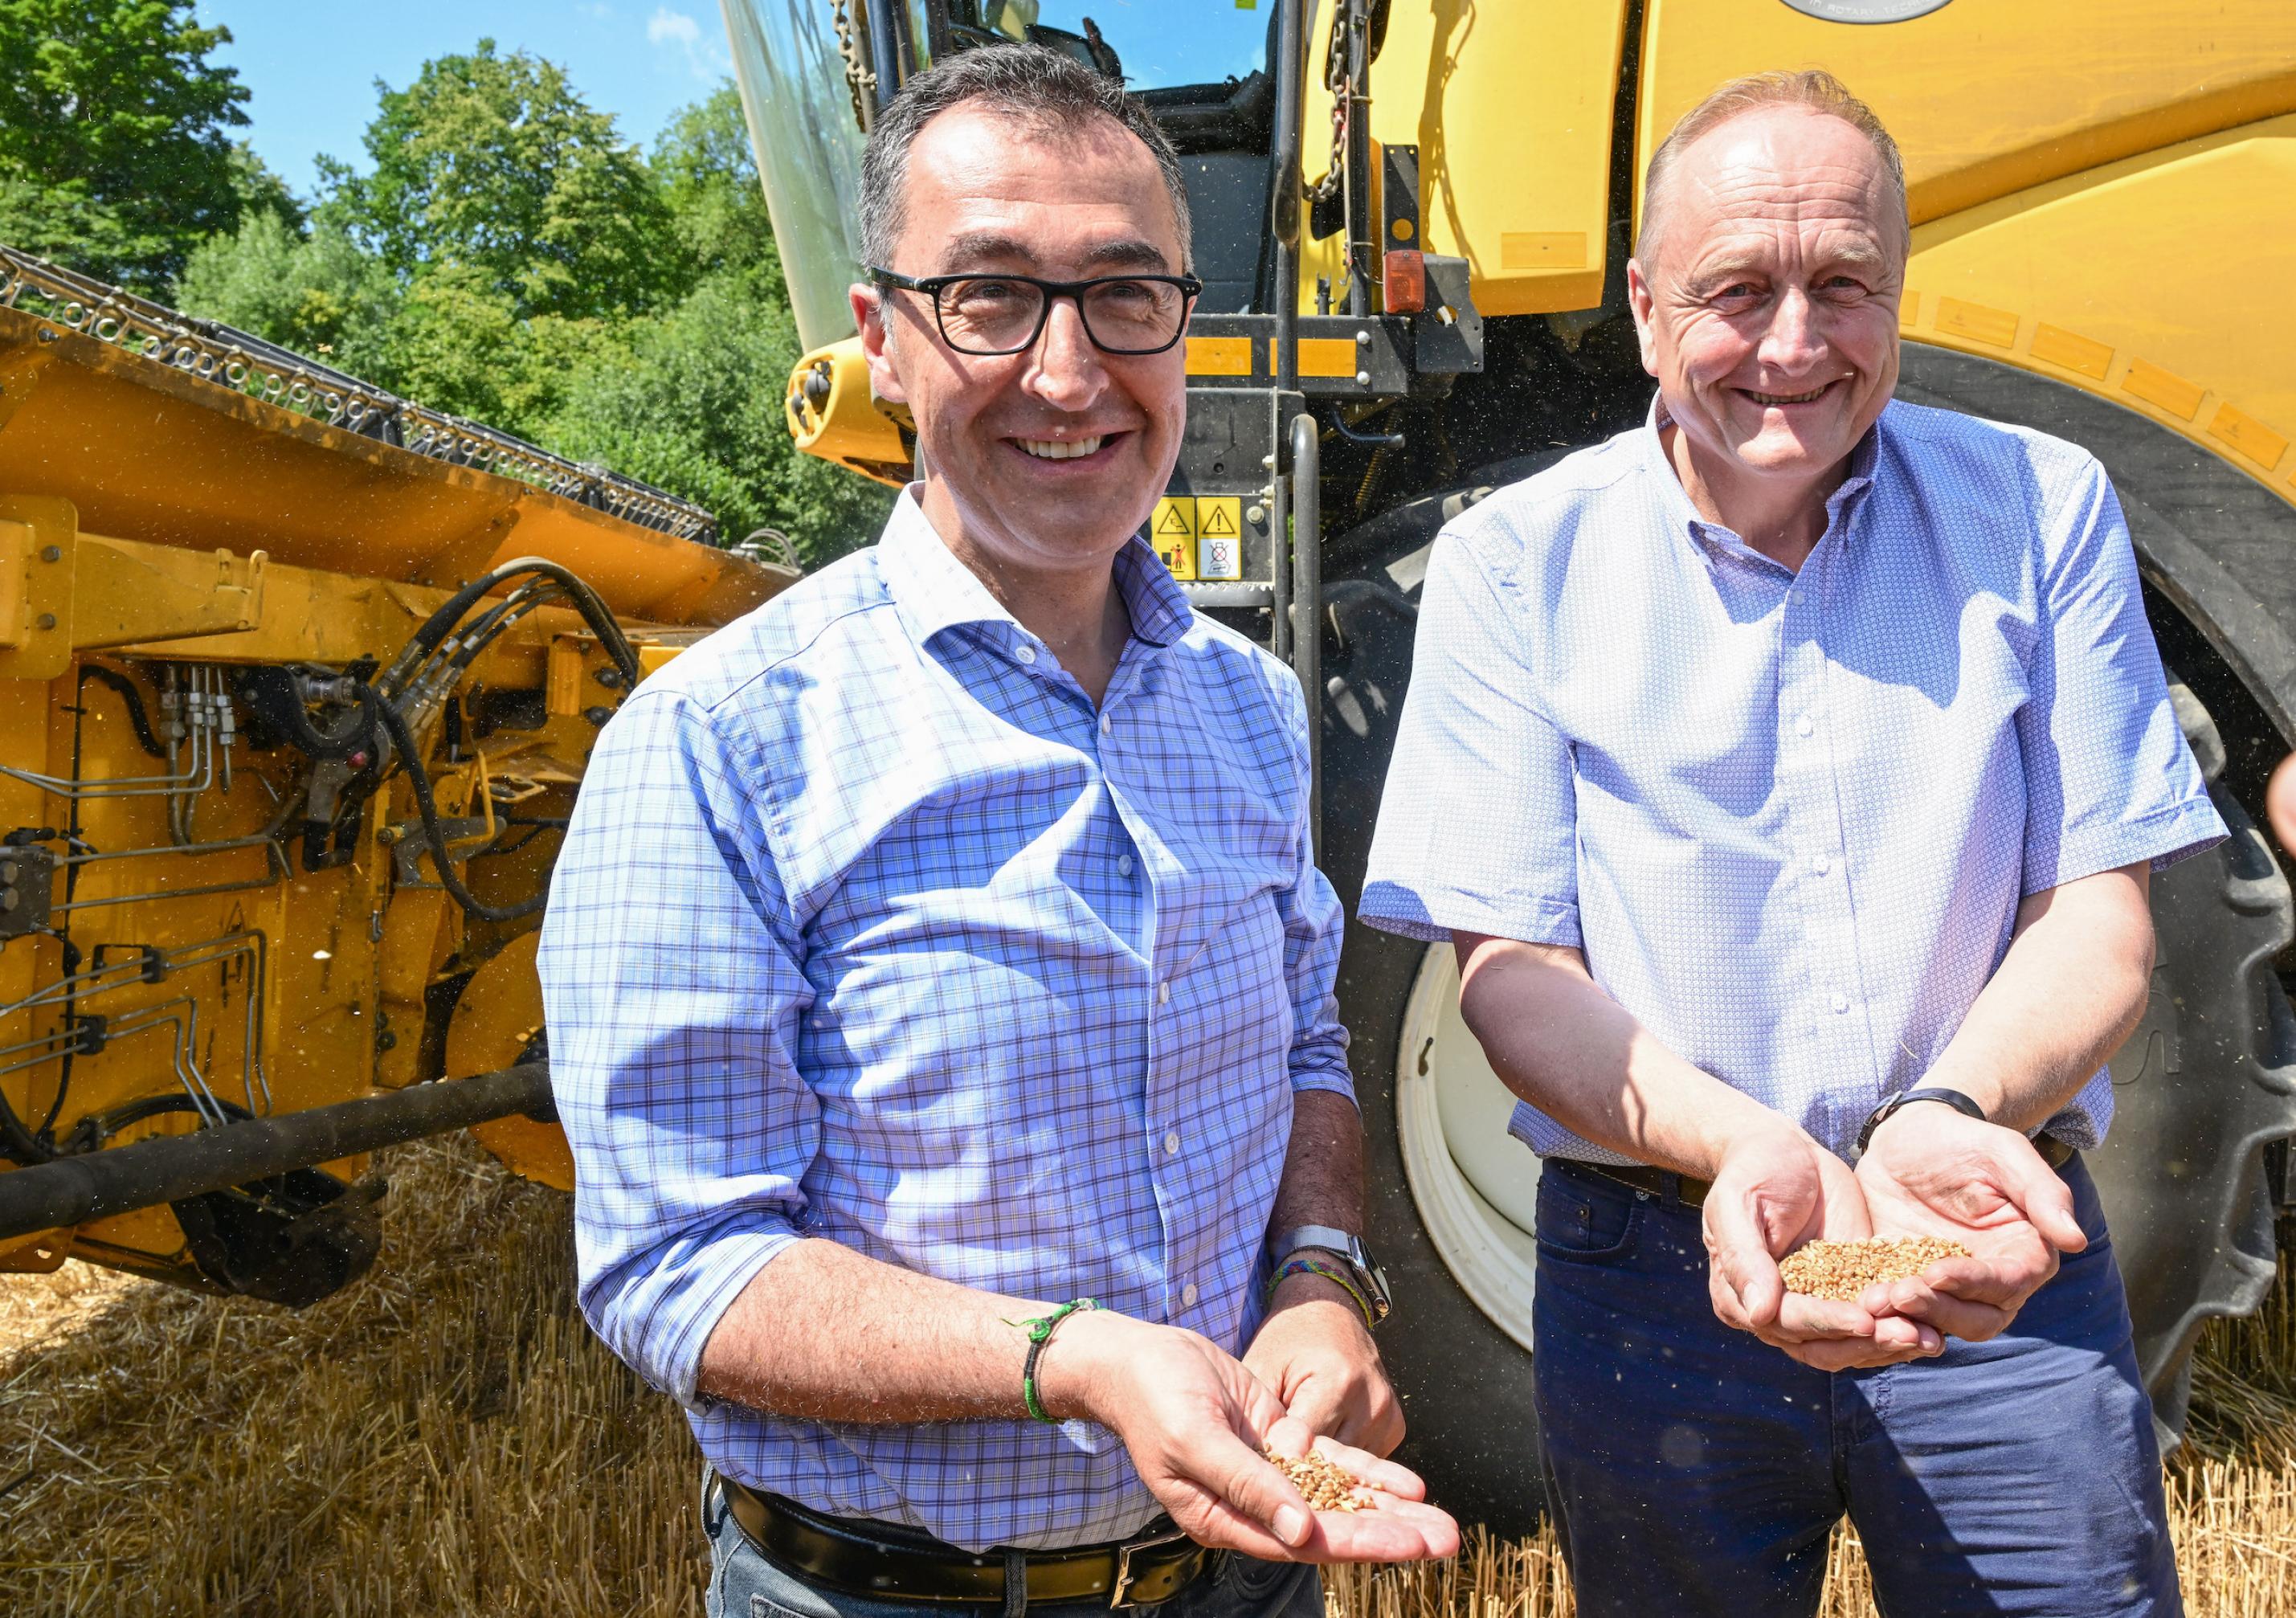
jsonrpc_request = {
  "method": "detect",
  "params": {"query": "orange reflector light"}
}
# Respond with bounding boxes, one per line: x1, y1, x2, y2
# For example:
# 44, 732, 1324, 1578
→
1383, 249, 1426, 314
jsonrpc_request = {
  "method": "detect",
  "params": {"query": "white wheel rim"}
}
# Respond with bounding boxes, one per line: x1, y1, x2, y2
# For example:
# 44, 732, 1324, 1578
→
1395, 942, 1543, 1353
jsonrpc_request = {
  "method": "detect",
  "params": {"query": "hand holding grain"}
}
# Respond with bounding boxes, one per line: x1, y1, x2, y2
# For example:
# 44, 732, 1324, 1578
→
1702, 1121, 1945, 1371
1853, 1101, 2086, 1342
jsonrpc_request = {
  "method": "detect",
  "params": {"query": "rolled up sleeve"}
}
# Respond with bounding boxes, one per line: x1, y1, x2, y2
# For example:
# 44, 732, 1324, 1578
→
2016, 458, 2225, 893
1359, 525, 1582, 946
537, 687, 818, 1410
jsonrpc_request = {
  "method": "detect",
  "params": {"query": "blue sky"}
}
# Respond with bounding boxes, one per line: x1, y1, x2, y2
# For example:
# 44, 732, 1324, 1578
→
196, 2, 737, 200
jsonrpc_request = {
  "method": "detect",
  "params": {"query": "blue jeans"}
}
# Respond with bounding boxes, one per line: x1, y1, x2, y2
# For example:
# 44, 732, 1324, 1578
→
701, 1479, 1322, 1618
1533, 1154, 2181, 1617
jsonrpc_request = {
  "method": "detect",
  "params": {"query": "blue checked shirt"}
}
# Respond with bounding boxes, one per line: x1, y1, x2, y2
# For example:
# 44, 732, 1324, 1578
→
537, 491, 1350, 1552
1361, 398, 2224, 1163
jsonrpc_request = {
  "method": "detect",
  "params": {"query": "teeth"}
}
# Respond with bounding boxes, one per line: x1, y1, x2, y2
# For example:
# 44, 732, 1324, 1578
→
1748, 386, 1830, 406
1018, 436, 1104, 460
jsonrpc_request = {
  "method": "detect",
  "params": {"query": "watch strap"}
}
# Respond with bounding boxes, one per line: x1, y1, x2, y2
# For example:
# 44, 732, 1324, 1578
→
1855, 1086, 1988, 1158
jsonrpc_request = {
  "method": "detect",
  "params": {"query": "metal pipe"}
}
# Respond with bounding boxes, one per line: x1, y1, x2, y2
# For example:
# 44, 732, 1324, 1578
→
0, 1064, 554, 1242
1289, 411, 1323, 855
1342, 0, 1374, 317
864, 0, 902, 112
1270, 0, 1305, 396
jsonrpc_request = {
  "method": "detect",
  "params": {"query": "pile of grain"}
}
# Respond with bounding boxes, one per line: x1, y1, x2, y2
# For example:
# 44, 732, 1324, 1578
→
7, 1140, 2296, 1616
1269, 1447, 1369, 1512
1779, 1236, 1972, 1301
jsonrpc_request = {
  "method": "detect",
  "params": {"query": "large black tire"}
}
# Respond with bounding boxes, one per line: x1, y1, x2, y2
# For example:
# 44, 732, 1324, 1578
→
2091, 675, 2296, 1445
1311, 392, 2296, 1526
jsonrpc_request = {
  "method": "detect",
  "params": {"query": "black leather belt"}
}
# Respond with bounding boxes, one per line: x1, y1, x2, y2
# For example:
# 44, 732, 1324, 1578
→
1561, 1133, 2075, 1210
712, 1473, 1213, 1608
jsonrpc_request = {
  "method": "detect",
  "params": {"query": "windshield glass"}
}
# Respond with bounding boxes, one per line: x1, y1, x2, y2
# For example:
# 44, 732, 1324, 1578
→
944, 2, 1271, 94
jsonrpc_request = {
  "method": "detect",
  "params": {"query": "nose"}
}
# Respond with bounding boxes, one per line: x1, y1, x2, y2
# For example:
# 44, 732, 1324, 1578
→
1757, 285, 1825, 375
1022, 296, 1109, 413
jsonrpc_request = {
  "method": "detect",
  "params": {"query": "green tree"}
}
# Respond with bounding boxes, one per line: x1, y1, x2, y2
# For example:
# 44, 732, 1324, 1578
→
0, 0, 250, 288
326, 39, 679, 323
549, 271, 889, 566
176, 210, 397, 371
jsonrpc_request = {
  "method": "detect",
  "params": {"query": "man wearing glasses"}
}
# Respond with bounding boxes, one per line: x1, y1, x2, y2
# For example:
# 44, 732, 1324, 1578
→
538, 41, 1456, 1618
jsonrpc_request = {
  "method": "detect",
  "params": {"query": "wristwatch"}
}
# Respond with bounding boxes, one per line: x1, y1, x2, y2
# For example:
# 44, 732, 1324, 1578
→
1853, 1086, 1988, 1158
1269, 1224, 1392, 1325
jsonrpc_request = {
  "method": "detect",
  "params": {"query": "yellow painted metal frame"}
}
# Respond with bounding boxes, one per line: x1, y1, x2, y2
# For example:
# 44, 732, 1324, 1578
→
1902, 113, 2296, 507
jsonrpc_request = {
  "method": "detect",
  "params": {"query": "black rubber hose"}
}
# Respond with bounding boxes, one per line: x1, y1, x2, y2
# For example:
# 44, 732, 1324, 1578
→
403, 559, 639, 688
374, 697, 549, 923
0, 1064, 553, 1242
77, 666, 168, 759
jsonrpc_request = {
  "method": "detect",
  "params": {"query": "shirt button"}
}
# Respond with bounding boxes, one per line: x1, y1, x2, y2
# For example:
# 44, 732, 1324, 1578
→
1158, 981, 1170, 1003
1117, 854, 1134, 876
1809, 853, 1831, 876
1100, 713, 1113, 736
1181, 1282, 1199, 1308
1014, 643, 1036, 665
1164, 1131, 1181, 1155
1830, 991, 1851, 1014
1796, 715, 1815, 737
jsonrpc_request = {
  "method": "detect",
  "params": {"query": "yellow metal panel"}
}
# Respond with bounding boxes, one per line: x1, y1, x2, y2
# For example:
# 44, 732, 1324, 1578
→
1297, 1, 1628, 317
70, 536, 267, 649
1904, 114, 2296, 492
1293, 337, 1362, 378
1639, 0, 2296, 231
1186, 335, 1254, 377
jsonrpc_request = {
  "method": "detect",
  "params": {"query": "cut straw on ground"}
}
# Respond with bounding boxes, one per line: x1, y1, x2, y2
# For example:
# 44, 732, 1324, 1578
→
6, 1137, 2296, 1614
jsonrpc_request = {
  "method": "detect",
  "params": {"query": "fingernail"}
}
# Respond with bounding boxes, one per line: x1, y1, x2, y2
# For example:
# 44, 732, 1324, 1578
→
1274, 1506, 1308, 1544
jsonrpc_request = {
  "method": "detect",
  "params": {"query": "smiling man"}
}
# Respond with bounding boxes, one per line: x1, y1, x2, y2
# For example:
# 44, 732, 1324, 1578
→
1360, 72, 2215, 1616
538, 40, 1454, 1618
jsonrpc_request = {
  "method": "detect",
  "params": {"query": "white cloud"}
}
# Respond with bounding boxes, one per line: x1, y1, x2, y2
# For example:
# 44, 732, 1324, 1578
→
578, 2, 613, 17
647, 6, 732, 80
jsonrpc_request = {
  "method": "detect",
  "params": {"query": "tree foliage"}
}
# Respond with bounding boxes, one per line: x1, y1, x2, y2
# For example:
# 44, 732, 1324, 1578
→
166, 55, 888, 564
324, 40, 679, 324
0, 0, 251, 288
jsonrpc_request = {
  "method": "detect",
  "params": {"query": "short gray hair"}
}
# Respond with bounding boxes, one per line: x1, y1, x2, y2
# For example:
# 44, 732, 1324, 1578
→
1636, 70, 1907, 268
858, 42, 1193, 273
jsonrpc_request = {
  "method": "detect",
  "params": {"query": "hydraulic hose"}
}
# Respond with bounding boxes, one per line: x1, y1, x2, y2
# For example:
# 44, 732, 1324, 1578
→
374, 697, 550, 924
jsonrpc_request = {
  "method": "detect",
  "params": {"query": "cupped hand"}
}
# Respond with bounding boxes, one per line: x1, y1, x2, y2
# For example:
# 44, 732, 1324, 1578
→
1048, 1313, 1454, 1563
1702, 1122, 1943, 1371
1853, 1101, 2086, 1342
1243, 1274, 1405, 1454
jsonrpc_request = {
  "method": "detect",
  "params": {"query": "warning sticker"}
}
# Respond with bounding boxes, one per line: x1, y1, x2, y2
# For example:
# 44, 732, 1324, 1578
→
1152, 496, 1197, 580
1196, 497, 1243, 580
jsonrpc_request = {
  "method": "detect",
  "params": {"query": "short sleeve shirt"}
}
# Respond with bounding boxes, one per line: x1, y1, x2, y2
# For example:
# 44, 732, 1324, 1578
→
1359, 398, 2225, 1162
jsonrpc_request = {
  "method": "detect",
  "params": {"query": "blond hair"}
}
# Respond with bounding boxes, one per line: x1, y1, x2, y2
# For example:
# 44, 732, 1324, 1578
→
1636, 70, 1907, 268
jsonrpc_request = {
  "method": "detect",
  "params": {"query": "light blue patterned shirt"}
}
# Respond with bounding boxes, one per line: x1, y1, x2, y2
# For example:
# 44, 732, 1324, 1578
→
537, 490, 1350, 1552
1361, 398, 2224, 1164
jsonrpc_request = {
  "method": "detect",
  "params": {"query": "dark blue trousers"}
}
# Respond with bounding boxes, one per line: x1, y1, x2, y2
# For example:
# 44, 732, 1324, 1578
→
1533, 1153, 2182, 1616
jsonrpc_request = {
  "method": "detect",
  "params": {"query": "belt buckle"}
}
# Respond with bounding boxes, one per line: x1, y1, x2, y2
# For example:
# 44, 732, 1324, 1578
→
1109, 1526, 1190, 1608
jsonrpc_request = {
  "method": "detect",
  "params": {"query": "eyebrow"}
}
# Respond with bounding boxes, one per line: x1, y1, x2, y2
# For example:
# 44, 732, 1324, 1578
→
931, 231, 1176, 276
1685, 239, 1893, 291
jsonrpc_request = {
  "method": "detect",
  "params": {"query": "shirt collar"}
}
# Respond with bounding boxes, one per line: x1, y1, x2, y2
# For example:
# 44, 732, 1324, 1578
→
1639, 392, 1886, 550
876, 484, 1194, 656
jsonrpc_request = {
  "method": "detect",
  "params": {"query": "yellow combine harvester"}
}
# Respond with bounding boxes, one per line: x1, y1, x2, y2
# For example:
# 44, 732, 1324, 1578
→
0, 245, 792, 1301
730, 0, 2296, 1525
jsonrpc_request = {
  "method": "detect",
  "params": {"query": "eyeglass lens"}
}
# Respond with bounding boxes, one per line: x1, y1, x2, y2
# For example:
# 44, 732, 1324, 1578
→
935, 277, 1189, 355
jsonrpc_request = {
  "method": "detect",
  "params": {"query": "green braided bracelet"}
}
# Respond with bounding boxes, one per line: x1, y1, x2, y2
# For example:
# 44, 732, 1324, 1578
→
1007, 1297, 1101, 1424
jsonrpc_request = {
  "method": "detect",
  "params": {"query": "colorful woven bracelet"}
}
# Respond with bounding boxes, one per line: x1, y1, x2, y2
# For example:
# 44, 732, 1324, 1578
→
1008, 1297, 1100, 1424
1264, 1256, 1377, 1330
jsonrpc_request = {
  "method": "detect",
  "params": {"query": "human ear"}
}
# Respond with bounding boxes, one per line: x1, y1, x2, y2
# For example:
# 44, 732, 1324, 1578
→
852, 284, 910, 407
1626, 260, 1661, 378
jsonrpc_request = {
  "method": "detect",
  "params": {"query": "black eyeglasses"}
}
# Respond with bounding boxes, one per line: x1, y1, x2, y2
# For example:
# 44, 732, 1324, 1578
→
870, 268, 1203, 357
